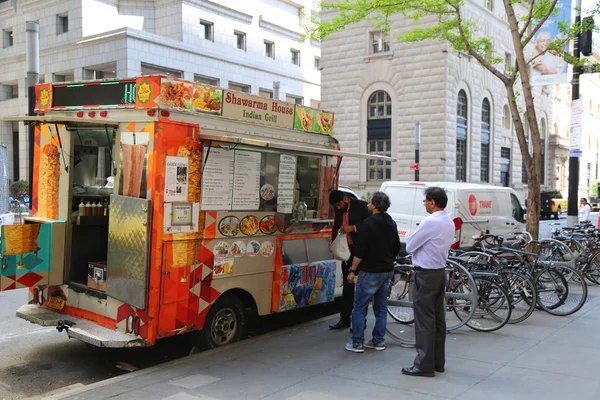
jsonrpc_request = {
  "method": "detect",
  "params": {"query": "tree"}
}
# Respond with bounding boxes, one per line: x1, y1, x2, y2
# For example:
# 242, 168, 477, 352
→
308, 0, 599, 239
9, 180, 29, 199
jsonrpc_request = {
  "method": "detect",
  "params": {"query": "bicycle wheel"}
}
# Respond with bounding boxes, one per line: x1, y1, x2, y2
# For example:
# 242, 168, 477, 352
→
497, 269, 537, 324
445, 260, 478, 331
459, 276, 512, 332
535, 265, 588, 316
387, 270, 414, 324
584, 251, 600, 285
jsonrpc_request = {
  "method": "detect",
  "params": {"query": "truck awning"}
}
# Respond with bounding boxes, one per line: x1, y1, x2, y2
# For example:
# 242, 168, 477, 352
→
0, 116, 153, 126
202, 134, 397, 162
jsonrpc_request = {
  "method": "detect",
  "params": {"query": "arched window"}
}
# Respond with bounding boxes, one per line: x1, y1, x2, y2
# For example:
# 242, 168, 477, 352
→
367, 90, 392, 180
481, 98, 491, 183
368, 91, 392, 119
553, 123, 559, 136
540, 118, 546, 185
456, 90, 468, 181
502, 105, 510, 129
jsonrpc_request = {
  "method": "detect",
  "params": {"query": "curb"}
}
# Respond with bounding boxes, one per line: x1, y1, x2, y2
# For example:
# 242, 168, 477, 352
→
42, 313, 338, 399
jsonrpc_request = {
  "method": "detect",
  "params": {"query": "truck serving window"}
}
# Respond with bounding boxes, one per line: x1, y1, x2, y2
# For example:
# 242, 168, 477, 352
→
201, 145, 336, 220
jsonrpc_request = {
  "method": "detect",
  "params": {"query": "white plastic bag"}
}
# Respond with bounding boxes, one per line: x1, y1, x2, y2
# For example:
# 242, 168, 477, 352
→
330, 229, 351, 261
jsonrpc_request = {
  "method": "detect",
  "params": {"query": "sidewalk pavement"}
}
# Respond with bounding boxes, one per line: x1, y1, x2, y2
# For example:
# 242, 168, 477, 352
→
47, 286, 600, 400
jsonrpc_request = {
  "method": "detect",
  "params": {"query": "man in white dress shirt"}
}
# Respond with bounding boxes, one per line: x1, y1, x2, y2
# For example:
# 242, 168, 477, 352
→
402, 187, 455, 377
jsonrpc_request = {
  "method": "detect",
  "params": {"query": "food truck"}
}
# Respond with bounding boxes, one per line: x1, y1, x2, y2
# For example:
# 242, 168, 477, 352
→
0, 75, 393, 349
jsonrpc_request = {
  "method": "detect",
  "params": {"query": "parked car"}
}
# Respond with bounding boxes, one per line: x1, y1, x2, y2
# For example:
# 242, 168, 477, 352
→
540, 190, 567, 219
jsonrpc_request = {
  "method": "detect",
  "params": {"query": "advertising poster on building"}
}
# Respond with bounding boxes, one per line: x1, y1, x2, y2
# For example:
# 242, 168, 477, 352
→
529, 0, 572, 86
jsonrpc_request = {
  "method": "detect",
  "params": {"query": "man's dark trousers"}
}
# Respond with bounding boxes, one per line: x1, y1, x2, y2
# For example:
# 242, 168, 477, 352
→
340, 246, 355, 323
413, 268, 446, 372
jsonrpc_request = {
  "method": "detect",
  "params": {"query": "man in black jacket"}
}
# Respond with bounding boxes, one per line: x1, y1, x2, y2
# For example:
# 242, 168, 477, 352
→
345, 192, 400, 353
329, 190, 370, 330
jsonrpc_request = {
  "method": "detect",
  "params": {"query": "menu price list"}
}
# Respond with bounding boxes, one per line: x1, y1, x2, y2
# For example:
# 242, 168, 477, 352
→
277, 155, 297, 214
233, 150, 261, 210
201, 148, 234, 210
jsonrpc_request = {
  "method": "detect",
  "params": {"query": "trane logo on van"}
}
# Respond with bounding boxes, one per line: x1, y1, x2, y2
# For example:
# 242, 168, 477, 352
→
468, 194, 492, 216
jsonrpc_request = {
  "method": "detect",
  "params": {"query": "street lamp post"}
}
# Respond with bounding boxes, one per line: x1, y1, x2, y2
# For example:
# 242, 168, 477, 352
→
415, 120, 421, 181
567, 0, 583, 226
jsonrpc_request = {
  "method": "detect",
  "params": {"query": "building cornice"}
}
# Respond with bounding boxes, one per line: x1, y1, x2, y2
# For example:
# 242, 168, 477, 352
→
184, 0, 253, 24
259, 15, 303, 41
20, 0, 69, 14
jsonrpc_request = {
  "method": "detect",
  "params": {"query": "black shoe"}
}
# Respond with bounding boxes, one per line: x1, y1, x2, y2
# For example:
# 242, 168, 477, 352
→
329, 320, 351, 330
435, 367, 445, 373
401, 366, 435, 377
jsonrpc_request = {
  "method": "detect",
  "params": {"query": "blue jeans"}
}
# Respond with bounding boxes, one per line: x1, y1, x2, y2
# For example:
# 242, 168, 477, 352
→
351, 270, 393, 344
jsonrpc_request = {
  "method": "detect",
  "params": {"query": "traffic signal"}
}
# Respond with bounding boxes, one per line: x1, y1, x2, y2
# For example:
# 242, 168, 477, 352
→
581, 16, 594, 57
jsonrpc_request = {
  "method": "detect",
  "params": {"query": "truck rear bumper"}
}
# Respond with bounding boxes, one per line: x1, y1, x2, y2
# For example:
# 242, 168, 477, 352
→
16, 304, 147, 348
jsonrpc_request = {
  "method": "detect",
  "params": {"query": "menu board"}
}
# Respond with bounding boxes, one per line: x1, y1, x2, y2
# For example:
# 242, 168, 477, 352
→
232, 150, 261, 210
277, 155, 297, 214
201, 148, 234, 210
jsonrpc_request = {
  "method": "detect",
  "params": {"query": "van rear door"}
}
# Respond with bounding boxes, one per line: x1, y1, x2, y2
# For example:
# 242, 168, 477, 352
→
382, 185, 418, 241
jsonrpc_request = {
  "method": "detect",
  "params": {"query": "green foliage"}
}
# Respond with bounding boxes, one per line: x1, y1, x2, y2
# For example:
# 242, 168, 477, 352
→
9, 180, 28, 199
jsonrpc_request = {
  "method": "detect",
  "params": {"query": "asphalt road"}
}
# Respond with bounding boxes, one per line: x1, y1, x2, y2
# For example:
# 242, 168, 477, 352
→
0, 288, 338, 400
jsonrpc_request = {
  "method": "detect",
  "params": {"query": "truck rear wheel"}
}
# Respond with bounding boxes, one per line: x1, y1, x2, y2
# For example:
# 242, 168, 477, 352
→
196, 293, 248, 350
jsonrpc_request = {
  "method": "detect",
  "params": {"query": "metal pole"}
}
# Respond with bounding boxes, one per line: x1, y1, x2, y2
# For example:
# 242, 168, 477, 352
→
415, 120, 421, 181
567, 0, 582, 226
25, 21, 39, 199
273, 81, 280, 100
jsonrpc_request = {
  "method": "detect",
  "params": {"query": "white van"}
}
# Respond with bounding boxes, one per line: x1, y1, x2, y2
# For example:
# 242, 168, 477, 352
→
379, 181, 526, 249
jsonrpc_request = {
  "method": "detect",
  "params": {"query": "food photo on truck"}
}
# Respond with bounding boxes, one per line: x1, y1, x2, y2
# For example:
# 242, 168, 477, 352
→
0, 75, 394, 350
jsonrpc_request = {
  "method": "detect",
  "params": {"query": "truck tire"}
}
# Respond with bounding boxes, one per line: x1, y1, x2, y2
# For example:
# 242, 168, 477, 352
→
554, 206, 561, 220
196, 293, 248, 350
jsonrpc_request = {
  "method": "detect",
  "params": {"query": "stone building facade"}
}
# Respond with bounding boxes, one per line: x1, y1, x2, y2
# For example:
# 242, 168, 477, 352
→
0, 0, 321, 183
320, 0, 555, 201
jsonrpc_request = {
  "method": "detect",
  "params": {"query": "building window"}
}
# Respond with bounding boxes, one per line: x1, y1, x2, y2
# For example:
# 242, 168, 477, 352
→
57, 14, 68, 35
290, 49, 300, 65
194, 74, 219, 86
298, 7, 304, 27
540, 118, 546, 185
502, 105, 510, 129
500, 147, 511, 187
367, 140, 392, 181
504, 52, 512, 72
368, 91, 392, 119
53, 70, 74, 83
229, 82, 250, 93
456, 90, 468, 182
310, 99, 321, 109
0, 82, 18, 100
141, 63, 182, 78
200, 20, 214, 41
485, 0, 494, 11
285, 95, 303, 105
367, 91, 392, 181
234, 31, 246, 50
314, 56, 321, 71
259, 88, 273, 99
264, 40, 275, 58
3, 29, 13, 48
370, 31, 390, 54
481, 98, 491, 183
